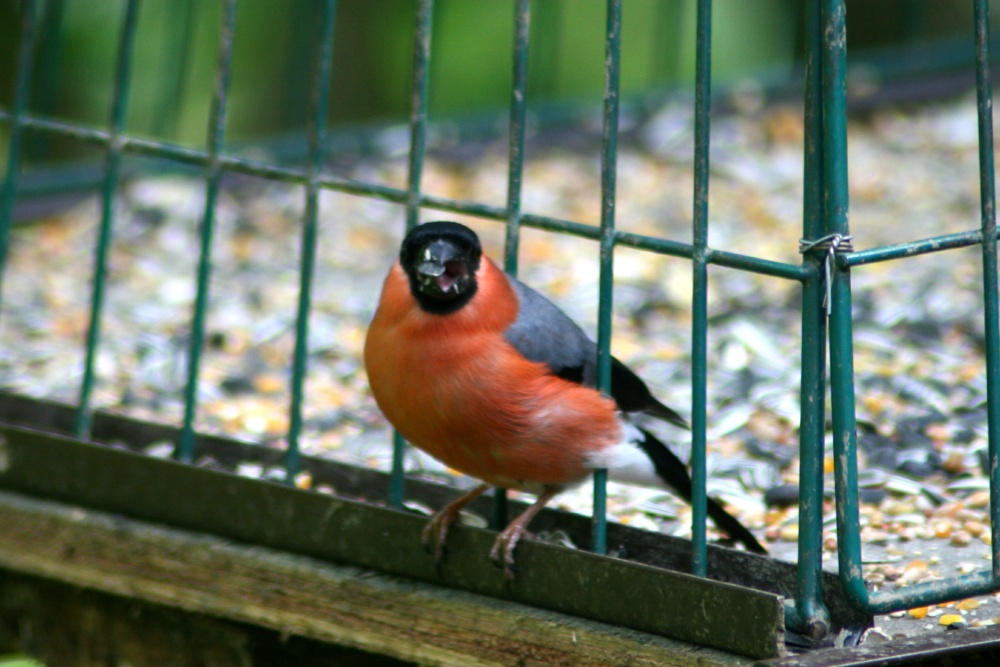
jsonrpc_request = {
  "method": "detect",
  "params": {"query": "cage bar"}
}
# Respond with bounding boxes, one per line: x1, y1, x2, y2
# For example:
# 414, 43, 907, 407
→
689, 0, 712, 578
591, 0, 624, 556
973, 0, 1000, 582
825, 0, 1000, 615
0, 3, 39, 306
75, 0, 142, 440
389, 0, 435, 509
285, 0, 338, 484
176, 0, 239, 463
504, 0, 530, 278
492, 0, 533, 530
787, 0, 833, 639
0, 105, 815, 281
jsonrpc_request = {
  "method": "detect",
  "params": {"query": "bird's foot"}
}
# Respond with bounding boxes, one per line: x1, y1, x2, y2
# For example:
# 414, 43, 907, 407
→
420, 484, 491, 564
490, 523, 526, 580
421, 509, 456, 562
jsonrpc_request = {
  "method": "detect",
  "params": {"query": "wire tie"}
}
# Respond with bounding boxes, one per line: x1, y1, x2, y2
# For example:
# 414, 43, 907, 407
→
799, 234, 854, 316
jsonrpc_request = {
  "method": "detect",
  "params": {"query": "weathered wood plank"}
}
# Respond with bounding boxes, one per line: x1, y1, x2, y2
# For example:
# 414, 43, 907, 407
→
0, 389, 870, 640
3, 571, 430, 666
0, 490, 756, 667
0, 424, 786, 658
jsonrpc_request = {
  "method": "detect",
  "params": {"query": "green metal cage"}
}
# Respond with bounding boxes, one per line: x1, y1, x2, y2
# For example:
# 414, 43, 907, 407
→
2, 0, 1000, 659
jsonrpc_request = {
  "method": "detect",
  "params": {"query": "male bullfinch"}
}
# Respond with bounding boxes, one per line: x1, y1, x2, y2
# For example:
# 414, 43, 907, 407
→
365, 221, 766, 577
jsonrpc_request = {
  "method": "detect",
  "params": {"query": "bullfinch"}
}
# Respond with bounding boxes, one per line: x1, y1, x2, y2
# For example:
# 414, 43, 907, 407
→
365, 221, 766, 577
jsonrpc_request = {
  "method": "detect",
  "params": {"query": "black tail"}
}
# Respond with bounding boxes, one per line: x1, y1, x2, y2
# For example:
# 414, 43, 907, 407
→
633, 427, 767, 555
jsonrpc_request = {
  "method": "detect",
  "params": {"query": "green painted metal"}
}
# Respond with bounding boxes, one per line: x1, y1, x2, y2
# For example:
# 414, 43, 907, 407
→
785, 0, 832, 639
176, 0, 239, 463
844, 228, 993, 266
592, 0, 624, 556
74, 0, 142, 440
285, 0, 338, 484
389, 0, 435, 510
0, 2, 39, 307
0, 102, 811, 280
689, 0, 712, 578
491, 0, 532, 531
974, 0, 1000, 580
821, 0, 871, 615
825, 0, 1000, 616
503, 0, 530, 279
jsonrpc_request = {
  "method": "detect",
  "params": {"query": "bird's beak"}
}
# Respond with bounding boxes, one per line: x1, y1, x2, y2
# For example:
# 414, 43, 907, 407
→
415, 240, 466, 296
417, 260, 446, 277
417, 240, 457, 278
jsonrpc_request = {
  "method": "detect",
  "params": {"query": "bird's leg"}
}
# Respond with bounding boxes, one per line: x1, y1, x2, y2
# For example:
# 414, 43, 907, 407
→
490, 486, 560, 579
422, 483, 490, 562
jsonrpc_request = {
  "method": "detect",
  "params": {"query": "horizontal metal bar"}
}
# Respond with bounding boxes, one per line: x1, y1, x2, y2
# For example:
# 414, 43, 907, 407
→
6, 108, 982, 283
843, 228, 986, 266
1, 110, 811, 281
849, 567, 998, 616
708, 247, 810, 281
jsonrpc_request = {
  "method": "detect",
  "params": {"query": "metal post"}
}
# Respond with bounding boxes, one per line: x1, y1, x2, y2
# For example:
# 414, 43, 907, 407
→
787, 0, 832, 639
493, 0, 532, 530
973, 0, 1000, 582
0, 2, 39, 304
176, 0, 239, 462
75, 0, 143, 440
286, 0, 338, 483
821, 0, 871, 611
690, 0, 712, 578
593, 0, 623, 555
389, 0, 435, 509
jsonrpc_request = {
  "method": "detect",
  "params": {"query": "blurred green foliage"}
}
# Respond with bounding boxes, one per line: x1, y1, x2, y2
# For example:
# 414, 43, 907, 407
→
0, 655, 45, 667
0, 0, 979, 162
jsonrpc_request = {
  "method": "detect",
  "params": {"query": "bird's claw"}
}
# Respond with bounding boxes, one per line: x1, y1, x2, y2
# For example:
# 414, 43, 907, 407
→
421, 512, 452, 562
490, 526, 524, 580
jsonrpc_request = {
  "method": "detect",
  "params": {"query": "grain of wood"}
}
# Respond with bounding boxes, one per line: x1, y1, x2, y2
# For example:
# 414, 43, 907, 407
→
0, 490, 754, 667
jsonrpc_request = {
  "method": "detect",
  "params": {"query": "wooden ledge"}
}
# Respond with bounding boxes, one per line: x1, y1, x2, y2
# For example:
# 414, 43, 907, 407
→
0, 490, 755, 667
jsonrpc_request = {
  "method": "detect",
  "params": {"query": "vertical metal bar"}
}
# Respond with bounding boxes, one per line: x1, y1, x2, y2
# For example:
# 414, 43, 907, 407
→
973, 0, 1000, 581
690, 0, 712, 578
822, 0, 869, 610
176, 0, 239, 463
493, 0, 532, 530
0, 1, 39, 302
390, 0, 435, 509
75, 0, 143, 440
593, 0, 623, 556
285, 0, 338, 484
503, 0, 530, 277
787, 0, 832, 639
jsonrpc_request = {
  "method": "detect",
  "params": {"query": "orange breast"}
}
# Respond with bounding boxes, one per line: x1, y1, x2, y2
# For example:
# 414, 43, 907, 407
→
364, 258, 622, 491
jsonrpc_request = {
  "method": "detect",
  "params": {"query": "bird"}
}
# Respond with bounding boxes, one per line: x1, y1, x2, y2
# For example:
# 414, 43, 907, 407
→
364, 221, 766, 577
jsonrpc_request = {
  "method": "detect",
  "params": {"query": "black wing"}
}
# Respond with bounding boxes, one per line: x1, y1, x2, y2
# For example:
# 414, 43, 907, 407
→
502, 275, 687, 429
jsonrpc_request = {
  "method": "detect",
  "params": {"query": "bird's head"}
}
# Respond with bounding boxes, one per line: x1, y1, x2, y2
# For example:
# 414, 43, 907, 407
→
400, 221, 482, 314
